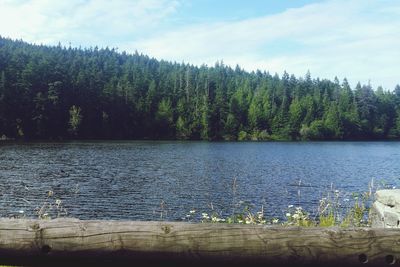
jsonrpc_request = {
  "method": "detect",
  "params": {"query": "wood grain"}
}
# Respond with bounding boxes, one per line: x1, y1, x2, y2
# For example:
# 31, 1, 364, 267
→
0, 218, 399, 266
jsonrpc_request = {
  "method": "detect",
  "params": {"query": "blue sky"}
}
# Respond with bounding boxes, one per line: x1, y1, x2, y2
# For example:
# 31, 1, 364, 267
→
0, 0, 399, 89
173, 1, 319, 23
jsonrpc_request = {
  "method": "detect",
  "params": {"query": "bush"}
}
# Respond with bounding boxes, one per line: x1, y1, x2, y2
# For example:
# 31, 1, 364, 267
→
238, 131, 249, 141
300, 120, 327, 140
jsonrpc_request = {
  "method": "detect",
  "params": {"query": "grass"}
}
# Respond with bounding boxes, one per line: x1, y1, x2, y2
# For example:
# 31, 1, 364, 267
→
9, 178, 385, 227
184, 178, 377, 227
184, 197, 370, 227
11, 190, 68, 220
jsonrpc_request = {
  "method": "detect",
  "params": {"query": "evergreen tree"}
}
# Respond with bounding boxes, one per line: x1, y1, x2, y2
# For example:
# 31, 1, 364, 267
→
68, 105, 82, 136
0, 36, 398, 141
324, 102, 343, 139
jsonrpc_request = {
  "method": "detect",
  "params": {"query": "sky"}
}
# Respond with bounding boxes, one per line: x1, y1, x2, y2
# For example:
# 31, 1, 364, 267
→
0, 0, 399, 90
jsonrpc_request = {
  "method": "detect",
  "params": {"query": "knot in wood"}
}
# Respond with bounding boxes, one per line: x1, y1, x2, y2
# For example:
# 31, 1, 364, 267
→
161, 225, 172, 234
30, 222, 41, 231
79, 224, 87, 231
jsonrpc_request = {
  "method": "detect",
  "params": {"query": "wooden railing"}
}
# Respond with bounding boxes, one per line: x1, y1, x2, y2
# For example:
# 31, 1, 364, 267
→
0, 218, 398, 266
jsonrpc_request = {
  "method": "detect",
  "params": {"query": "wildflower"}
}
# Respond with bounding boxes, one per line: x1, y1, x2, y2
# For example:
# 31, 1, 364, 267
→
55, 199, 62, 206
286, 213, 291, 217
189, 210, 196, 214
272, 218, 279, 224
201, 213, 210, 220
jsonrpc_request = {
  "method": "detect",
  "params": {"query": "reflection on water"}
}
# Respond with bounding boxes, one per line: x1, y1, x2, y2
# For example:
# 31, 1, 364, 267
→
0, 141, 399, 220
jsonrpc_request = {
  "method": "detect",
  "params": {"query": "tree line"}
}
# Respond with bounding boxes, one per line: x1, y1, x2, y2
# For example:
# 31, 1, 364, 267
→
1, 36, 400, 141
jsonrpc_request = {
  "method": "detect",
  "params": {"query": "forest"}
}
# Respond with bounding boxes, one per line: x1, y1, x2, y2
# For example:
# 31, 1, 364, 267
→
0, 36, 400, 141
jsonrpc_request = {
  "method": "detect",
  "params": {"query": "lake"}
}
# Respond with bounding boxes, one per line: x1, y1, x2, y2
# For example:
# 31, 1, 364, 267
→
0, 141, 399, 221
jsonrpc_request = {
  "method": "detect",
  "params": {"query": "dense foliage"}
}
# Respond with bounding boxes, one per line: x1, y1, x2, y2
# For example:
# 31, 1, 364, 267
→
1, 36, 400, 140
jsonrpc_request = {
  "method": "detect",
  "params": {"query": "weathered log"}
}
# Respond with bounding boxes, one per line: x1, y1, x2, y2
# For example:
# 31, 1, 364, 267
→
0, 218, 399, 266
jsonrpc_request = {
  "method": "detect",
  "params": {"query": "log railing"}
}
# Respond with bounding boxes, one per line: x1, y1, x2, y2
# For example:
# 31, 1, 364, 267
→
0, 218, 399, 266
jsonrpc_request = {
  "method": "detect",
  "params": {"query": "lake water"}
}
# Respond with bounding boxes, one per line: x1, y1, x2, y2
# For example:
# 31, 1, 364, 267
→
0, 141, 399, 221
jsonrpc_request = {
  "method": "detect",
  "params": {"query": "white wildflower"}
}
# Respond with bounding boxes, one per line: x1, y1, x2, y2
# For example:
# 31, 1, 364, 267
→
211, 216, 221, 223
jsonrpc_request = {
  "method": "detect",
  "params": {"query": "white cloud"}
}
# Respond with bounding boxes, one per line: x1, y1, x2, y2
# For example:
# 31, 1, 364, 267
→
127, 0, 400, 89
0, 0, 398, 89
0, 0, 180, 47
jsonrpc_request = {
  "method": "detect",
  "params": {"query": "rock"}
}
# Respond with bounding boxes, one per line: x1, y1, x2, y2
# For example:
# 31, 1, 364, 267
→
370, 190, 400, 228
375, 189, 400, 207
370, 201, 385, 228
